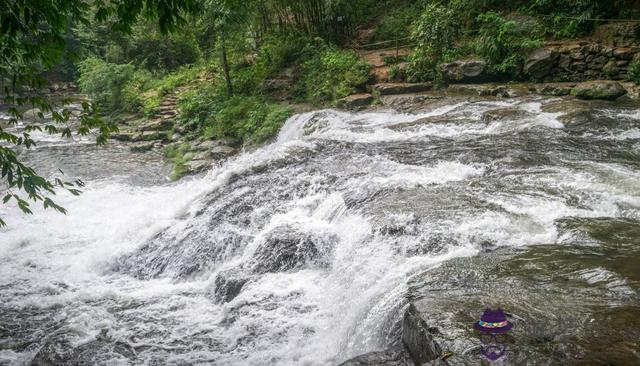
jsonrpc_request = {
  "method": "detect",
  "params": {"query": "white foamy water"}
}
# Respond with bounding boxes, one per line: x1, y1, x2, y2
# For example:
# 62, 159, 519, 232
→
1, 98, 639, 365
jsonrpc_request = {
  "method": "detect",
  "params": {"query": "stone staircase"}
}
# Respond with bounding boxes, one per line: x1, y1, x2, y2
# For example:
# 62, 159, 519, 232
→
110, 87, 186, 145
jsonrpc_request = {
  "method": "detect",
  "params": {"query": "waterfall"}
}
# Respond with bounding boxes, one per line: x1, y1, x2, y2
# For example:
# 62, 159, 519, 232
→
1, 97, 639, 365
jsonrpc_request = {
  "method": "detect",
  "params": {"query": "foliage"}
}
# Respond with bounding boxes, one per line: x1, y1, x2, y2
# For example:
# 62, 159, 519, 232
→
629, 60, 640, 84
298, 44, 371, 104
127, 25, 201, 72
0, 0, 198, 225
372, 3, 420, 42
475, 12, 543, 76
164, 143, 194, 181
526, 0, 618, 38
409, 3, 460, 76
78, 58, 137, 112
179, 86, 293, 145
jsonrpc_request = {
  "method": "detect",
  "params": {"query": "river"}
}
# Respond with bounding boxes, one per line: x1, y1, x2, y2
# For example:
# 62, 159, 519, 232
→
1, 95, 639, 365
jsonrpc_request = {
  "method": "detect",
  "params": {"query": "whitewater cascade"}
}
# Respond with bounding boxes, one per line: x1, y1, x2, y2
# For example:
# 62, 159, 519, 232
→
1, 97, 639, 365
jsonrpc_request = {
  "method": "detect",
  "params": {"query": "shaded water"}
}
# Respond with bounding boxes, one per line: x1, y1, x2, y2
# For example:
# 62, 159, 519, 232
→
0, 96, 639, 365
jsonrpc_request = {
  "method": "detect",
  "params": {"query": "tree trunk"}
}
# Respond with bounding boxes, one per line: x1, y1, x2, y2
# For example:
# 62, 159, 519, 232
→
220, 32, 233, 96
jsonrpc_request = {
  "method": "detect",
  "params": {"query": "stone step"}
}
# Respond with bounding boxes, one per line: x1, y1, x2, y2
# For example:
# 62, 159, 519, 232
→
139, 119, 174, 132
131, 130, 171, 142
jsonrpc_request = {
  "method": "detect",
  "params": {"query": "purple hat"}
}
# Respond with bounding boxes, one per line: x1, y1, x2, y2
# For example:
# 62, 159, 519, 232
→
474, 308, 513, 333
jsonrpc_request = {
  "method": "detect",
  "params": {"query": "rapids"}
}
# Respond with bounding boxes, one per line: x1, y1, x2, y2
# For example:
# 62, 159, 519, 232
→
1, 96, 639, 365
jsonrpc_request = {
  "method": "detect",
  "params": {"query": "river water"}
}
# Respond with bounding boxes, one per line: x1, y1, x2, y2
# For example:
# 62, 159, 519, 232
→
0, 96, 639, 365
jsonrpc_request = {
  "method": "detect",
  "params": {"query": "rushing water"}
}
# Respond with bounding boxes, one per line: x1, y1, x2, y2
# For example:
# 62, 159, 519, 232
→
1, 96, 639, 365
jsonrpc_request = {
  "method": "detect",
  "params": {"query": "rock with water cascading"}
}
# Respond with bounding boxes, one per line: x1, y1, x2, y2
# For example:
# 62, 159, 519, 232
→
250, 226, 334, 274
213, 268, 251, 303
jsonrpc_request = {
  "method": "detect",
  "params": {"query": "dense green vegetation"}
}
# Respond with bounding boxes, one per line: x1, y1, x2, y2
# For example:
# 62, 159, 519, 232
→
2, 0, 640, 222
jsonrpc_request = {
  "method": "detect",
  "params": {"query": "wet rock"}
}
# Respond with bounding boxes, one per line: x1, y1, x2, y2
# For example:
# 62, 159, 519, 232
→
197, 138, 242, 150
403, 304, 443, 365
129, 142, 155, 153
110, 132, 134, 142
337, 94, 374, 110
405, 240, 640, 365
337, 347, 414, 366
210, 145, 238, 159
571, 81, 627, 100
533, 83, 575, 96
29, 335, 135, 365
481, 107, 530, 123
29, 338, 76, 365
213, 268, 250, 303
446, 84, 508, 97
441, 60, 488, 83
373, 83, 433, 96
250, 226, 333, 274
22, 108, 43, 121
524, 48, 559, 79
183, 159, 211, 174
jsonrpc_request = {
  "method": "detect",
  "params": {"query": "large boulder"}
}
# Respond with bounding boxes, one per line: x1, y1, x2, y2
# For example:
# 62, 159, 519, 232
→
441, 60, 488, 83
524, 48, 559, 79
570, 81, 627, 100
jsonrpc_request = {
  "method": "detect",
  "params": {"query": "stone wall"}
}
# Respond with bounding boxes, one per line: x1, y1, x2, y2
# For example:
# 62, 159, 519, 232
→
525, 42, 640, 81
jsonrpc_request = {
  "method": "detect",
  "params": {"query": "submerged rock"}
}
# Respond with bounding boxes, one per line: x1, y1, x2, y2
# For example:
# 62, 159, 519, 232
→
481, 107, 531, 123
571, 81, 627, 100
213, 268, 250, 303
250, 226, 333, 274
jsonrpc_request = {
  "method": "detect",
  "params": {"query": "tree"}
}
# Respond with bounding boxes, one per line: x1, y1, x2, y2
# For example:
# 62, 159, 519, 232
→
202, 0, 256, 96
0, 0, 198, 226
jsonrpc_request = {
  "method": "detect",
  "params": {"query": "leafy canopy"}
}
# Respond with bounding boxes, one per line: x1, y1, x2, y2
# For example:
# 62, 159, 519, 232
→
0, 0, 198, 226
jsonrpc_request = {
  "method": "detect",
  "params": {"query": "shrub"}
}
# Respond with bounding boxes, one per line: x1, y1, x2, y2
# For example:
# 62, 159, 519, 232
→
298, 47, 371, 104
475, 12, 543, 76
409, 3, 460, 77
78, 58, 136, 113
164, 143, 193, 181
121, 69, 154, 113
178, 88, 293, 144
128, 26, 201, 72
629, 60, 640, 84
